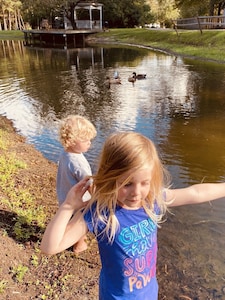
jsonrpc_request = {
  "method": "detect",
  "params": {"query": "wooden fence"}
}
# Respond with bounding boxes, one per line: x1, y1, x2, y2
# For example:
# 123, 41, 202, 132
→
173, 15, 225, 34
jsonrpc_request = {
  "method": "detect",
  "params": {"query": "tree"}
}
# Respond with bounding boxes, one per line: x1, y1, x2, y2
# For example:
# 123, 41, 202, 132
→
14, 0, 154, 29
100, 0, 153, 27
21, 0, 66, 28
147, 0, 180, 27
174, 0, 225, 17
209, 0, 225, 15
0, 0, 24, 30
174, 0, 209, 17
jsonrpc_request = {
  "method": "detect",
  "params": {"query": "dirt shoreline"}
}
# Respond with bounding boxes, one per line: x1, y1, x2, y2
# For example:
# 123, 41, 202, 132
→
0, 115, 223, 299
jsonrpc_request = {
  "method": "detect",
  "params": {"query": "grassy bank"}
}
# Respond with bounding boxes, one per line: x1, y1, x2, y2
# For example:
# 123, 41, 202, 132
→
93, 28, 225, 62
0, 30, 24, 40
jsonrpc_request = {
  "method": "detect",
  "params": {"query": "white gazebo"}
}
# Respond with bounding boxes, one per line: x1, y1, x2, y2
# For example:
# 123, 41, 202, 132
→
74, 2, 103, 30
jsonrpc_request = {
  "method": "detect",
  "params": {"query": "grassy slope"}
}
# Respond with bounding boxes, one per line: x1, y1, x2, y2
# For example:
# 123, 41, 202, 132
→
0, 30, 24, 40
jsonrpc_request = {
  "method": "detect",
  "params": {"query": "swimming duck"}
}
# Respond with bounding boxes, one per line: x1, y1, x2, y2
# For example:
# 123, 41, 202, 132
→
132, 72, 146, 79
104, 76, 121, 88
114, 71, 120, 79
128, 73, 136, 83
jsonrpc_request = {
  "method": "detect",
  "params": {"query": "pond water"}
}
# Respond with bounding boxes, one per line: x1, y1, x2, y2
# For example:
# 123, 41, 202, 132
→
0, 39, 225, 296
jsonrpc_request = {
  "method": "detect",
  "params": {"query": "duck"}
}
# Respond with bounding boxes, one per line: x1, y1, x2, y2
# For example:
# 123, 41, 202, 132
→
132, 72, 147, 80
112, 78, 121, 84
113, 71, 120, 79
104, 76, 121, 88
128, 73, 136, 83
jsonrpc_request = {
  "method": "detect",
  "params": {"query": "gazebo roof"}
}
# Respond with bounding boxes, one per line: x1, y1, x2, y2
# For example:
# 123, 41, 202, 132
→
75, 2, 103, 9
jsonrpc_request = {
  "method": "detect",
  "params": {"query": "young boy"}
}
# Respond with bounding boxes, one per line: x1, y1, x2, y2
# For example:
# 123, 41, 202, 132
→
56, 114, 97, 253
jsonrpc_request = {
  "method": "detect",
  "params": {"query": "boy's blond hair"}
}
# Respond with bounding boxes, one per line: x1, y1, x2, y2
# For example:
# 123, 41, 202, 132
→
59, 115, 97, 149
85, 131, 171, 243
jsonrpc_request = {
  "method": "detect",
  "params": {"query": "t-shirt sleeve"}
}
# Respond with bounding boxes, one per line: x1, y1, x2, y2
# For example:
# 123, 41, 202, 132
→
83, 209, 95, 233
68, 161, 89, 182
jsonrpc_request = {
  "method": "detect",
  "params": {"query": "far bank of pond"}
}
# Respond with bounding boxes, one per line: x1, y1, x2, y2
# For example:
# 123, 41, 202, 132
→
2, 28, 225, 63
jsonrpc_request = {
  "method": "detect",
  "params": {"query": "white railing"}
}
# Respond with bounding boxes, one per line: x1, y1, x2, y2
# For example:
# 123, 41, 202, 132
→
75, 20, 101, 30
173, 15, 225, 34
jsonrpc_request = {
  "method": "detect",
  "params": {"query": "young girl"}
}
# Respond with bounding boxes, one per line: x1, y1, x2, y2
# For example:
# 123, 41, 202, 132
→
41, 131, 225, 300
56, 114, 97, 253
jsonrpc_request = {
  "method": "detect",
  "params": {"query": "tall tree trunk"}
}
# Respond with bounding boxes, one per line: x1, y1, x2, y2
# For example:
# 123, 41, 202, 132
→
15, 9, 19, 29
18, 10, 25, 30
8, 11, 12, 30
3, 9, 8, 30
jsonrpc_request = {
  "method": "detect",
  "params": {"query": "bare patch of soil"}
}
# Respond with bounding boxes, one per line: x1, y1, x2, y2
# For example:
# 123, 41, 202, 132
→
0, 116, 223, 299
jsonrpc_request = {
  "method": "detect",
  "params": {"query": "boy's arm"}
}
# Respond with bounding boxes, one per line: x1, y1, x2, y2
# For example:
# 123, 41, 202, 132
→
166, 182, 225, 207
40, 179, 89, 255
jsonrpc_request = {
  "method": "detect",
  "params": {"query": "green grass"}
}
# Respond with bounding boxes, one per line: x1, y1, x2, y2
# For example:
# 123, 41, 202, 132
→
0, 30, 24, 40
94, 28, 225, 62
0, 129, 47, 241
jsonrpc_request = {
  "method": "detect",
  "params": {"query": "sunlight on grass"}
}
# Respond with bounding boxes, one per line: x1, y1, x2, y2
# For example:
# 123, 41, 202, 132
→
0, 130, 47, 240
0, 129, 9, 150
0, 280, 7, 293
0, 30, 24, 40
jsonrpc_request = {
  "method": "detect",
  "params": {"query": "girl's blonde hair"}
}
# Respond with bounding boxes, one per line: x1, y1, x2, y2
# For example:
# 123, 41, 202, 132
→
59, 115, 97, 149
87, 131, 171, 243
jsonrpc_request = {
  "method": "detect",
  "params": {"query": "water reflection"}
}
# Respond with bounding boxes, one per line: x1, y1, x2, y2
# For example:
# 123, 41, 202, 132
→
1, 41, 225, 187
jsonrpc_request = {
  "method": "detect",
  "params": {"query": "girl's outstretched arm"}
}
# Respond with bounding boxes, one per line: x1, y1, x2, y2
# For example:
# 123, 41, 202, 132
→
40, 178, 89, 255
166, 182, 225, 207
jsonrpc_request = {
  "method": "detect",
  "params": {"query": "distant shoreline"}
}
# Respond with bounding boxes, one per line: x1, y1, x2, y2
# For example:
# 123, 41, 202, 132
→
1, 29, 225, 63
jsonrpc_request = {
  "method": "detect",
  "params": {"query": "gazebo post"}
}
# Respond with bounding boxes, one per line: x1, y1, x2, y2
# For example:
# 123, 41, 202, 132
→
89, 6, 92, 29
100, 6, 102, 29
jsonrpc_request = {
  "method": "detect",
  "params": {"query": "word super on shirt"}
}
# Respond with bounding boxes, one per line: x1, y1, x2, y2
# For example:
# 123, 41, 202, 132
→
84, 205, 159, 300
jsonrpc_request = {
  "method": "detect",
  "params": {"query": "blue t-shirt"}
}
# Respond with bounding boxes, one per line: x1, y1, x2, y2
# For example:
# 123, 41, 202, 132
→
84, 205, 158, 300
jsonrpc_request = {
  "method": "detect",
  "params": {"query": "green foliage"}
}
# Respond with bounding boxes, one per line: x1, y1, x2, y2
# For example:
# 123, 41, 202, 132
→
0, 280, 8, 293
3, 0, 225, 30
0, 129, 8, 149
0, 30, 24, 40
30, 254, 39, 267
21, 0, 66, 28
0, 153, 26, 188
174, 0, 225, 17
0, 0, 23, 30
157, 0, 180, 26
11, 264, 28, 283
175, 0, 209, 18
0, 130, 47, 242
20, 0, 153, 28
101, 0, 153, 27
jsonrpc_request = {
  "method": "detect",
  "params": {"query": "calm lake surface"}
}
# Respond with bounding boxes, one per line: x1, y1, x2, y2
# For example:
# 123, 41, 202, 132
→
0, 39, 225, 295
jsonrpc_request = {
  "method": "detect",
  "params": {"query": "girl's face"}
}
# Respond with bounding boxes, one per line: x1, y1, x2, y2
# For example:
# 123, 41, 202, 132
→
117, 165, 153, 210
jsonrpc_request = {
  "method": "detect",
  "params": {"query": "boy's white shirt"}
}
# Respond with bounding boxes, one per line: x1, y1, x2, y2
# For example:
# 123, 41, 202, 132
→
82, 190, 91, 202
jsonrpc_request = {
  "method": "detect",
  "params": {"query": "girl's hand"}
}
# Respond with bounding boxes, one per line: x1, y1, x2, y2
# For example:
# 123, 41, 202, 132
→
40, 178, 90, 255
64, 177, 91, 210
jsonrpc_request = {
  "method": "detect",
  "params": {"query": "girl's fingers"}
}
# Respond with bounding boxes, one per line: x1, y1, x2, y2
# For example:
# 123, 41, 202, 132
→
69, 178, 91, 200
